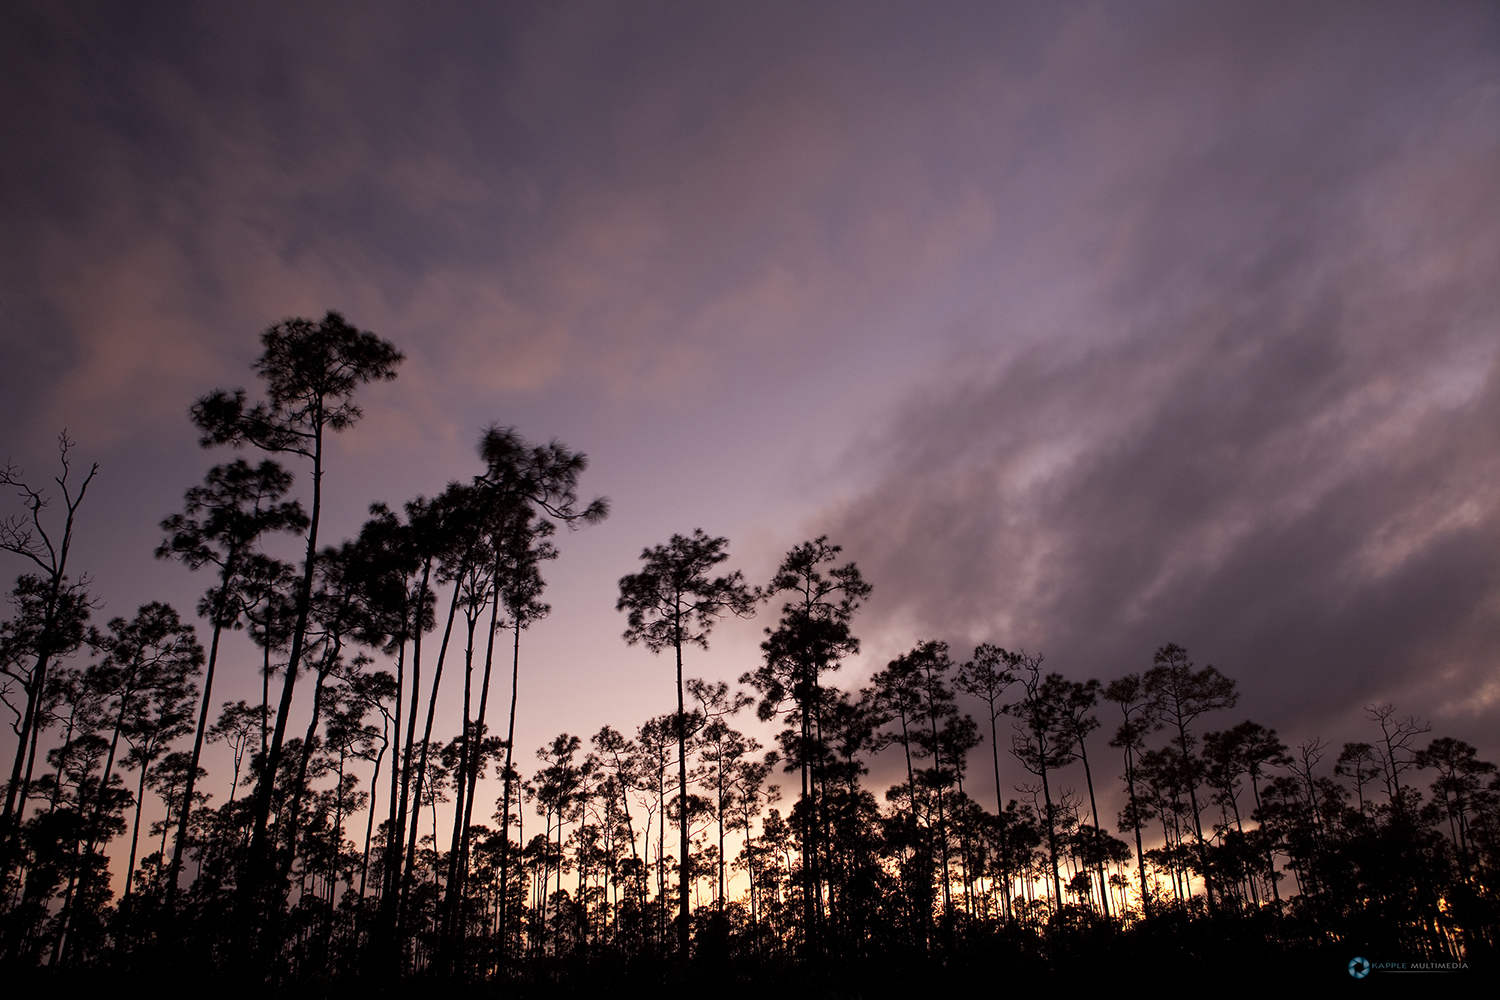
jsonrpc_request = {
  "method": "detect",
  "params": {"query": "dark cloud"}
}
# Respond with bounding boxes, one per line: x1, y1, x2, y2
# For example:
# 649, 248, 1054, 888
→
825, 2, 1500, 751
3, 0, 1497, 792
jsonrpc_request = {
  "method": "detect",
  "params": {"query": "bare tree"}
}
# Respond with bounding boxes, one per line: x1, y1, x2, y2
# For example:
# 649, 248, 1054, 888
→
1365, 702, 1431, 823
1, 432, 98, 849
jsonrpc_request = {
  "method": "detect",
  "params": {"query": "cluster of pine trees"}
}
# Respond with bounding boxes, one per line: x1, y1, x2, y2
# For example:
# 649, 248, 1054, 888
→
1, 313, 1495, 989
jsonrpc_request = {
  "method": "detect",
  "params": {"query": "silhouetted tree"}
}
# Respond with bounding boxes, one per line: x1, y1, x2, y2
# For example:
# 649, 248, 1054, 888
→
1005, 655, 1072, 913
686, 678, 756, 913
1335, 741, 1381, 820
119, 649, 198, 899
870, 647, 929, 937
57, 602, 202, 961
1060, 678, 1109, 917
10, 331, 1500, 986
1104, 673, 1157, 915
741, 537, 868, 953
1416, 737, 1495, 878
1, 433, 97, 854
157, 458, 306, 897
617, 529, 753, 957
447, 426, 603, 969
1366, 702, 1431, 823
906, 641, 961, 917
1144, 644, 1236, 912
956, 643, 1016, 916
190, 311, 401, 934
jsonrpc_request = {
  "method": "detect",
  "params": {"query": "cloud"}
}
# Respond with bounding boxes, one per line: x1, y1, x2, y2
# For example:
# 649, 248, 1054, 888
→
2, 1, 1048, 444
4, 0, 1498, 764
817, 2, 1500, 745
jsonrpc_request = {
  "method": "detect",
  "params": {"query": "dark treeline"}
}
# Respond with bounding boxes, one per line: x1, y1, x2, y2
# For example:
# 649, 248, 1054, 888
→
1, 314, 1495, 992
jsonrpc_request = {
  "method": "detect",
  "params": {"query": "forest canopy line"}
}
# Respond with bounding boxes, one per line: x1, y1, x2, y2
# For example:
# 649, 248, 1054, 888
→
1, 315, 1495, 989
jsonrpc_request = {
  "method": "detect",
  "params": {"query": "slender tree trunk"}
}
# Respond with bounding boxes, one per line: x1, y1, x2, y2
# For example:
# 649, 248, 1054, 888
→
1124, 743, 1150, 917
1, 578, 71, 845
895, 706, 920, 939
260, 643, 272, 757
158, 778, 177, 860
1223, 776, 1256, 907
1077, 737, 1110, 918
46, 707, 83, 816
716, 766, 726, 912
382, 634, 406, 890
743, 808, 758, 942
956, 771, 974, 917
323, 750, 348, 955
1039, 761, 1063, 913
57, 694, 131, 964
673, 612, 690, 958
801, 708, 815, 949
925, 689, 951, 916
359, 739, 385, 901
658, 752, 666, 946
814, 701, 831, 937
986, 704, 1012, 922
1249, 773, 1279, 905
399, 577, 462, 922
447, 574, 505, 969
389, 565, 429, 912
2, 660, 47, 841
168, 551, 239, 902
279, 638, 341, 886
12, 691, 48, 843
1172, 718, 1216, 913
124, 762, 151, 898
459, 602, 501, 898
247, 423, 324, 938
497, 621, 522, 966
441, 601, 482, 953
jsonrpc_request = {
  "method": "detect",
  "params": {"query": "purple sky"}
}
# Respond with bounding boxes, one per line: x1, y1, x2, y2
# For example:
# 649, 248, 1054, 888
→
3, 1, 1499, 829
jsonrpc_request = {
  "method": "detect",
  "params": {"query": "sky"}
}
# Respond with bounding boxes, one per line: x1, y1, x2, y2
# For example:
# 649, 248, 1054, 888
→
3, 0, 1499, 839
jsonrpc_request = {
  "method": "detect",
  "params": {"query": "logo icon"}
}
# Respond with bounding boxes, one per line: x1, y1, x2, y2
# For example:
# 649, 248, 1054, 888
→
1349, 956, 1371, 979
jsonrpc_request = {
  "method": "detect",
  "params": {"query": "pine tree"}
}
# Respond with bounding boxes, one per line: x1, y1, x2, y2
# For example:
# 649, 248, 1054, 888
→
617, 530, 753, 958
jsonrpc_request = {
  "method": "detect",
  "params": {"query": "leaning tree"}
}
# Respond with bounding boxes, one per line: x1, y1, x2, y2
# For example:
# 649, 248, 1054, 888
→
156, 458, 307, 898
188, 311, 402, 932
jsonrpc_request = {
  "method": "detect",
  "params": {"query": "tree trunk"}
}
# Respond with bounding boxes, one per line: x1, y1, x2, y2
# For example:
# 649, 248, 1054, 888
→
497, 619, 524, 966
674, 611, 690, 959
1124, 744, 1150, 916
358, 738, 385, 901
1039, 761, 1063, 913
399, 575, 463, 924
168, 550, 239, 902
387, 562, 429, 917
246, 422, 323, 944
1077, 737, 1110, 918
124, 762, 151, 898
